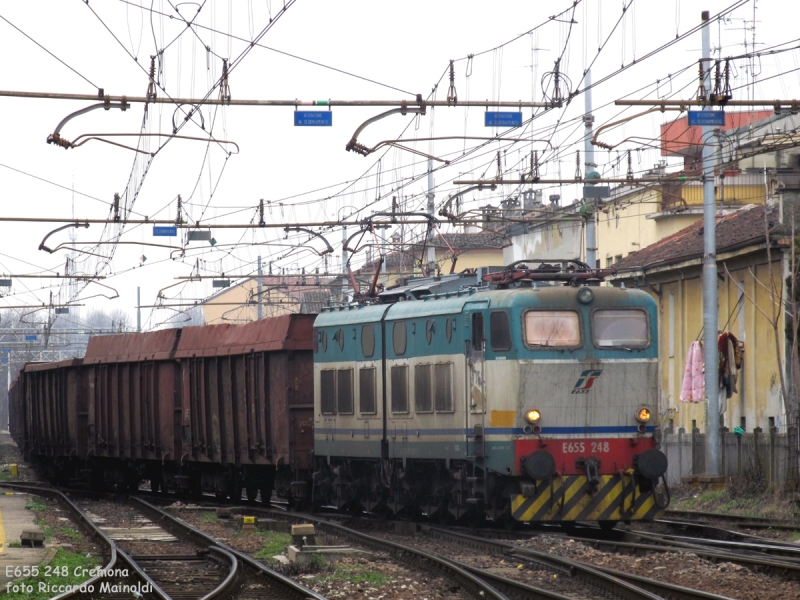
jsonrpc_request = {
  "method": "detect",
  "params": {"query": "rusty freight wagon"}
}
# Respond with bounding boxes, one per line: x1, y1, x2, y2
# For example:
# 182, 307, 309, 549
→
9, 314, 315, 502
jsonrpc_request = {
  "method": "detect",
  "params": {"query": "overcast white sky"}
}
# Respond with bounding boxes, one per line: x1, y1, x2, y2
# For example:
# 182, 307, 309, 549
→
0, 0, 795, 332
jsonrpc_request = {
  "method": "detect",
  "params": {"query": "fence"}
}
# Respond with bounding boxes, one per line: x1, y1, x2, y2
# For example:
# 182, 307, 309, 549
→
663, 427, 793, 489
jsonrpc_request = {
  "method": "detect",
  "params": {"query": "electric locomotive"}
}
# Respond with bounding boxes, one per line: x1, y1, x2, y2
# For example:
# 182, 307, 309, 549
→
311, 261, 668, 525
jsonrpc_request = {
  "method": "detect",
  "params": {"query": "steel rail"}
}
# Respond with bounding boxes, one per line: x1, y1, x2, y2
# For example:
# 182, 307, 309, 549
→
130, 496, 328, 600
664, 509, 800, 531
214, 505, 508, 600
201, 547, 240, 600
0, 483, 165, 600
422, 525, 664, 600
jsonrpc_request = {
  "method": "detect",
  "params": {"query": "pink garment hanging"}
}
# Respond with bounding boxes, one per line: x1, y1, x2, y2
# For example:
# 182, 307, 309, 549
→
680, 341, 704, 403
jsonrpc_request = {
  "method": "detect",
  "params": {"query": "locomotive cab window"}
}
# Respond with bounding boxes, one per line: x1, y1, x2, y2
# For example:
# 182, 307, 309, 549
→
490, 311, 512, 351
592, 309, 649, 348
524, 311, 581, 347
393, 321, 407, 356
361, 324, 375, 358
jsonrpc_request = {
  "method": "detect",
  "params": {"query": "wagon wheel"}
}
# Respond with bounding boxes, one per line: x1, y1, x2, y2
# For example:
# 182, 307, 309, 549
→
246, 486, 259, 503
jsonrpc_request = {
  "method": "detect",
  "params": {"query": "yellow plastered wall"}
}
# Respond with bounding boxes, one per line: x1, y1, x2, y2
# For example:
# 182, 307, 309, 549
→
656, 259, 786, 433
203, 279, 300, 324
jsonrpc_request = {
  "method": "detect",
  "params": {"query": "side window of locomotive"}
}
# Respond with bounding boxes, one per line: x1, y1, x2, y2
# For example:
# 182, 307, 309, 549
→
434, 363, 454, 412
425, 319, 435, 344
333, 328, 345, 351
337, 368, 354, 414
320, 370, 336, 414
471, 313, 484, 350
490, 311, 512, 351
391, 365, 409, 413
592, 309, 649, 348
415, 364, 433, 413
321, 329, 328, 352
359, 367, 376, 414
446, 317, 453, 343
393, 321, 407, 356
361, 324, 375, 358
524, 311, 581, 347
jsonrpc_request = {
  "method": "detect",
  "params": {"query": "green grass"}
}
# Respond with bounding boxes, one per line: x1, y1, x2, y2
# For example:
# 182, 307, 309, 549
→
199, 512, 218, 523
253, 531, 292, 560
24, 497, 47, 512
4, 548, 100, 600
33, 519, 83, 543
8, 541, 21, 548
314, 565, 393, 587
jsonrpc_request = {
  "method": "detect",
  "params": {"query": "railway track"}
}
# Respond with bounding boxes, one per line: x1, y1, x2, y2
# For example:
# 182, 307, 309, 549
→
188, 502, 716, 600
0, 483, 326, 600
663, 510, 800, 531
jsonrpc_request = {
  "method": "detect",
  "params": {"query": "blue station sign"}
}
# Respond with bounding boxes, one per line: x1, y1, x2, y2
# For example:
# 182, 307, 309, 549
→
153, 226, 178, 237
688, 110, 725, 127
294, 111, 333, 126
25, 335, 36, 341
485, 111, 523, 127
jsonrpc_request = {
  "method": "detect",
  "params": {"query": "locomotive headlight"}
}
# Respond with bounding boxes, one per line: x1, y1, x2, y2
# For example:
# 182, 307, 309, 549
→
526, 409, 541, 423
577, 287, 594, 304
636, 407, 652, 423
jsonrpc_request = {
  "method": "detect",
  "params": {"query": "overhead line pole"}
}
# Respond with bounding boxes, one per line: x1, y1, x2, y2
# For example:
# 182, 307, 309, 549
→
701, 10, 721, 477
584, 67, 597, 269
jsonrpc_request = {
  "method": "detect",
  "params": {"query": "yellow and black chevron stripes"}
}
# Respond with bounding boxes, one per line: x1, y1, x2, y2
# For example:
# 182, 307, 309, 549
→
510, 474, 664, 522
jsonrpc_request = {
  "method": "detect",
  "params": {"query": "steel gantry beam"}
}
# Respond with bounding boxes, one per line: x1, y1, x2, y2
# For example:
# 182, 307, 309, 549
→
0, 89, 557, 109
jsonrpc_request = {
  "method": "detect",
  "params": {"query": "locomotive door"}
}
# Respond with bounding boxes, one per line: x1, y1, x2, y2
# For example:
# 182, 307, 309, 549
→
465, 309, 486, 459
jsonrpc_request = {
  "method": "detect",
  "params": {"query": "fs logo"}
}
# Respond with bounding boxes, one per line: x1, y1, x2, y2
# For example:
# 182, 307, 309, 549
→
572, 369, 603, 394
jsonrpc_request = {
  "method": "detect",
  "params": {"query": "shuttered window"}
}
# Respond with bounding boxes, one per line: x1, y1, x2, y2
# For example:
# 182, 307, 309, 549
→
434, 363, 454, 412
320, 370, 336, 414
414, 364, 433, 413
359, 367, 376, 414
337, 368, 354, 414
391, 365, 408, 413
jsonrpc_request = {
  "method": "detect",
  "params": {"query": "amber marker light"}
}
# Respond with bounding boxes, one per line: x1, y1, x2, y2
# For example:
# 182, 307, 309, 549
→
526, 409, 541, 423
636, 407, 651, 423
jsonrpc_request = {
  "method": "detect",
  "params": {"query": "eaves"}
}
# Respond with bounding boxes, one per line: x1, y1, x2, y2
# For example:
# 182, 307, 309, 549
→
611, 241, 782, 280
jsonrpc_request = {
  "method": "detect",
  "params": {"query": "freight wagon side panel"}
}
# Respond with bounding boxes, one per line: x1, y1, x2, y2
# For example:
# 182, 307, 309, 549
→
288, 351, 314, 470
269, 352, 289, 466
156, 361, 176, 462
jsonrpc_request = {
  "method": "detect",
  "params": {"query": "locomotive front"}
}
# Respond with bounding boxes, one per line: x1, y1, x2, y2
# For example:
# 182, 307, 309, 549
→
487, 285, 668, 524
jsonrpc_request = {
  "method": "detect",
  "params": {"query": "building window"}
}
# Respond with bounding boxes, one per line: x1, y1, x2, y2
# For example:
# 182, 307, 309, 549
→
434, 363, 454, 412
614, 254, 623, 264
489, 311, 512, 351
414, 364, 432, 412
391, 365, 408, 413
392, 321, 407, 356
320, 370, 336, 414
606, 257, 613, 268
361, 324, 375, 358
359, 367, 376, 414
